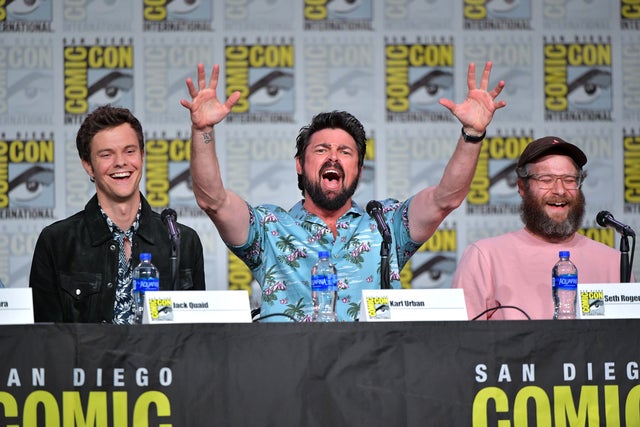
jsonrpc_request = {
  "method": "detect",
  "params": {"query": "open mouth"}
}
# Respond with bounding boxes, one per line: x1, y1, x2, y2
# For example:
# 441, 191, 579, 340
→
110, 171, 132, 180
321, 167, 343, 190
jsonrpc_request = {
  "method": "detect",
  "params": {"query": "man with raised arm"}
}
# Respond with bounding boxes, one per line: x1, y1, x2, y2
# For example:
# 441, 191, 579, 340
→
181, 62, 505, 321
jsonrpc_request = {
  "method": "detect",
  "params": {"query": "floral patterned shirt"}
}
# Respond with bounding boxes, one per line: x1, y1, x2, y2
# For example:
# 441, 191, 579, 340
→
228, 198, 422, 322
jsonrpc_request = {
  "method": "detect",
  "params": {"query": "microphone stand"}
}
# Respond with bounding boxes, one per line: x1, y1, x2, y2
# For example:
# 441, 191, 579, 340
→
170, 235, 180, 290
380, 233, 391, 290
620, 233, 630, 283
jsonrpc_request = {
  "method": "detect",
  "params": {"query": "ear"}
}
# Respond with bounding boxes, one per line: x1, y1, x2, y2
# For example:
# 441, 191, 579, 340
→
517, 178, 526, 197
295, 156, 302, 175
81, 159, 94, 180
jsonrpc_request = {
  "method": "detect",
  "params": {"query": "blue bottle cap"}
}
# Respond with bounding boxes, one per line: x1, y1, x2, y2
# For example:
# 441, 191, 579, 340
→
140, 252, 152, 261
559, 250, 570, 258
318, 250, 330, 259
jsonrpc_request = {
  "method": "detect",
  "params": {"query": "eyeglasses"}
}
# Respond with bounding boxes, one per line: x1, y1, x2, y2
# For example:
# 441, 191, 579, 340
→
525, 174, 582, 190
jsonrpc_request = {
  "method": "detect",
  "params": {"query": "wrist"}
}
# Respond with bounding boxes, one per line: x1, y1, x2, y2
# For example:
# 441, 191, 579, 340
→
461, 127, 486, 143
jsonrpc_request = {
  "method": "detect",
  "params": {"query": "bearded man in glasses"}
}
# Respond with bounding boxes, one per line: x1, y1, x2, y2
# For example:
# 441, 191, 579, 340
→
452, 136, 631, 320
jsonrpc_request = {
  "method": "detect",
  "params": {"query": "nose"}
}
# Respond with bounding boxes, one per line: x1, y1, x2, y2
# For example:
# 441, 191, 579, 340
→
551, 177, 567, 194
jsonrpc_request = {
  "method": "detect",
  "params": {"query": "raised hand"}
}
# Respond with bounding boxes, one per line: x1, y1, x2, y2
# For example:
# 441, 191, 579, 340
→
180, 63, 241, 129
439, 62, 506, 133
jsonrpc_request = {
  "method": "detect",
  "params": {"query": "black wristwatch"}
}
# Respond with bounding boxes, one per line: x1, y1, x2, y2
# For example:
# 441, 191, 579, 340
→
461, 127, 486, 143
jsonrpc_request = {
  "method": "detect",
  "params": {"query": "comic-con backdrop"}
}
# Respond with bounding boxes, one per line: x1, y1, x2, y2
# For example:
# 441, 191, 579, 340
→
1, 1, 639, 304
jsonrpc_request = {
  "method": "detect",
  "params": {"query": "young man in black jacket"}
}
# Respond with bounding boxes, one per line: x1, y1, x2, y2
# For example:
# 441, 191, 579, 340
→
29, 105, 205, 323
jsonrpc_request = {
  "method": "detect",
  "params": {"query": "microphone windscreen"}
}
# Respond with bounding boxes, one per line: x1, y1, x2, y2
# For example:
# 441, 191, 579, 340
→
596, 210, 610, 227
161, 208, 177, 224
366, 200, 382, 216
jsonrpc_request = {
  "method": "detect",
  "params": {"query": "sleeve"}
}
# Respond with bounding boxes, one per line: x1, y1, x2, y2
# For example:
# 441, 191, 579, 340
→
385, 197, 422, 270
451, 243, 496, 320
29, 228, 64, 323
226, 203, 264, 272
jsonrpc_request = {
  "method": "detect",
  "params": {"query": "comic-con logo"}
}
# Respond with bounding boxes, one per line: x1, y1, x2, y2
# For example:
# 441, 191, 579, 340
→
621, 0, 640, 29
409, 227, 457, 290
145, 134, 196, 210
543, 36, 613, 121
0, 0, 52, 32
0, 135, 54, 211
385, 37, 455, 123
463, 0, 531, 30
304, 0, 373, 30
143, 0, 212, 31
224, 38, 295, 124
63, 39, 134, 125
0, 40, 54, 125
467, 133, 533, 215
623, 130, 640, 214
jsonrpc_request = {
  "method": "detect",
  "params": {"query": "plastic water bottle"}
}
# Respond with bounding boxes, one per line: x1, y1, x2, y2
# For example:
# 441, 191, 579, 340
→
552, 250, 578, 320
133, 253, 160, 324
311, 251, 338, 322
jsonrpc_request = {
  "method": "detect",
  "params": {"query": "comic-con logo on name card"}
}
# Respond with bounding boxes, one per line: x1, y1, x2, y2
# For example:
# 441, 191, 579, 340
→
467, 131, 534, 215
224, 37, 295, 124
143, 0, 212, 31
145, 132, 204, 218
543, 36, 613, 122
580, 289, 605, 317
623, 130, 640, 215
0, 0, 52, 32
304, 0, 373, 31
385, 36, 455, 123
0, 38, 54, 126
63, 38, 135, 126
463, 0, 531, 30
0, 134, 55, 217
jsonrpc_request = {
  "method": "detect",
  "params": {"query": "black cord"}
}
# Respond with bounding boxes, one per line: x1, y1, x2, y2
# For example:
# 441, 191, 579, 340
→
471, 305, 531, 320
252, 312, 299, 323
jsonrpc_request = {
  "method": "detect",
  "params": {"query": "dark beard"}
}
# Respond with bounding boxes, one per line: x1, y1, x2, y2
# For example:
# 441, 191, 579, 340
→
520, 187, 586, 240
301, 164, 359, 211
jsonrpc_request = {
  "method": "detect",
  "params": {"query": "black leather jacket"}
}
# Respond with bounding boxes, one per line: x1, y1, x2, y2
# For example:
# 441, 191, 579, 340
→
29, 194, 206, 323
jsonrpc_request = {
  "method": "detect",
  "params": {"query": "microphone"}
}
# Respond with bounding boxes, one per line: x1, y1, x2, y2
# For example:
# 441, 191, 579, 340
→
596, 211, 635, 237
161, 208, 181, 241
366, 200, 391, 243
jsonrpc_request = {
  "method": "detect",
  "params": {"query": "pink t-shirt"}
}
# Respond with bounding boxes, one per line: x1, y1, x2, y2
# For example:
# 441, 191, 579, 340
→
451, 229, 626, 320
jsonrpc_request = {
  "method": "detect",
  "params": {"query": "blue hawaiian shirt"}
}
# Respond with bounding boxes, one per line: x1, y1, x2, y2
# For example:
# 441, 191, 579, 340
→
228, 198, 422, 322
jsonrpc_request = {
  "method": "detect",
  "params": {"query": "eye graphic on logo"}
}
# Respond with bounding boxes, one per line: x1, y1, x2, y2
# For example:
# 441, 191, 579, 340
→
329, 69, 373, 101
249, 70, 294, 107
487, 0, 520, 14
412, 254, 456, 289
168, 168, 194, 201
408, 69, 453, 110
328, 0, 362, 14
167, 0, 200, 14
9, 71, 52, 110
88, 71, 134, 106
7, 0, 42, 15
567, 69, 612, 107
489, 161, 519, 202
87, 0, 124, 14
8, 165, 54, 203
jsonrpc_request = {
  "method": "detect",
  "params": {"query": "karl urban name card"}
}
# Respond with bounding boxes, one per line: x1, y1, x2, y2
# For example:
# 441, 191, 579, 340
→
142, 290, 252, 324
578, 283, 640, 319
359, 288, 468, 322
0, 288, 34, 325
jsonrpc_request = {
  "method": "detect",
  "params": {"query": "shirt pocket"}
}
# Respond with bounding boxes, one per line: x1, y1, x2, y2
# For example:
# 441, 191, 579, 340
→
60, 272, 102, 301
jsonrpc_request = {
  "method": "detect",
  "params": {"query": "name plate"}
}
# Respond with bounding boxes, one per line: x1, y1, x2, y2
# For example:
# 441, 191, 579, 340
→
143, 290, 252, 324
0, 288, 34, 325
578, 283, 640, 319
359, 288, 468, 322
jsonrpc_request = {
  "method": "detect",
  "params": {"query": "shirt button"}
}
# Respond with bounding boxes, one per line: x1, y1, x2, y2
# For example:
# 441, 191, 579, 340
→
75, 289, 81, 296
106, 282, 113, 289
109, 244, 116, 251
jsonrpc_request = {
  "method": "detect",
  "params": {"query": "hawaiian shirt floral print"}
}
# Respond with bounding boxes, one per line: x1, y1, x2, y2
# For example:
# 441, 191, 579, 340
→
229, 198, 422, 322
